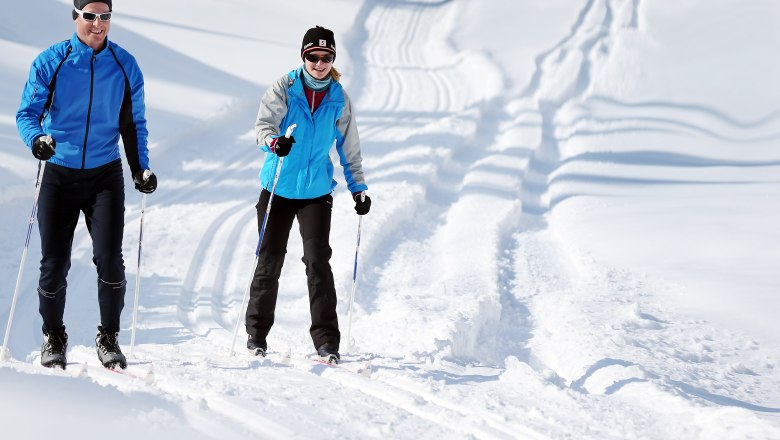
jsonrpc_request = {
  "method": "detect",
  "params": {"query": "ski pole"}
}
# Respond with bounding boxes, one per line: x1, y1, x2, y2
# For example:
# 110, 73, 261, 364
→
230, 124, 296, 356
129, 172, 150, 358
344, 193, 365, 353
2, 160, 47, 361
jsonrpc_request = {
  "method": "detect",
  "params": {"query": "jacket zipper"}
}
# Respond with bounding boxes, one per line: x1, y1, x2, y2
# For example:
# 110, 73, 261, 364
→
303, 89, 320, 188
81, 52, 96, 169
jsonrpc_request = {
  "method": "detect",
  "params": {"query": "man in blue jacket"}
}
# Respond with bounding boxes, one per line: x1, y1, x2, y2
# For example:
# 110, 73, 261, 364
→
16, 0, 156, 369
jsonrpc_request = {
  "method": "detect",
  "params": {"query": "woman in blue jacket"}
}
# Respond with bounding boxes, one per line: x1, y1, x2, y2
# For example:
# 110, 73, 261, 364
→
247, 26, 371, 363
16, 0, 156, 370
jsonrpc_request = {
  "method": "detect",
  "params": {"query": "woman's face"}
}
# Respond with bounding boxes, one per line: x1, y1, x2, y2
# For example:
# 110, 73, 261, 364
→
304, 50, 334, 80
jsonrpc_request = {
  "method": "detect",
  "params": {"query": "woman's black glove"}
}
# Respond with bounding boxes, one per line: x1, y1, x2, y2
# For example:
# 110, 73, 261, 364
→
272, 135, 295, 157
353, 191, 371, 215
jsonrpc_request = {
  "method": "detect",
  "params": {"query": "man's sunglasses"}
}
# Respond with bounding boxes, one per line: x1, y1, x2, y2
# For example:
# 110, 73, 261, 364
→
304, 53, 334, 64
75, 8, 112, 22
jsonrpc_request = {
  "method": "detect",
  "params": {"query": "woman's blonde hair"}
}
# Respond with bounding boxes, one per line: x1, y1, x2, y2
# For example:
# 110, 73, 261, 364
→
329, 67, 341, 82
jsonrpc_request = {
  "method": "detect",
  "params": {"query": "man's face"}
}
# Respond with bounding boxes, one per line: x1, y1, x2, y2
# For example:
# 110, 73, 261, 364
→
75, 2, 111, 51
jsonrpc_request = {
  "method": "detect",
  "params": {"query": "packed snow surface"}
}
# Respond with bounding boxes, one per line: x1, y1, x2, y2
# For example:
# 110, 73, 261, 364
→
1, 0, 779, 438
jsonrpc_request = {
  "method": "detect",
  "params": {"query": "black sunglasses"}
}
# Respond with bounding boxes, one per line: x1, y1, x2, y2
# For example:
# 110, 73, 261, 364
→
75, 8, 112, 22
304, 53, 334, 64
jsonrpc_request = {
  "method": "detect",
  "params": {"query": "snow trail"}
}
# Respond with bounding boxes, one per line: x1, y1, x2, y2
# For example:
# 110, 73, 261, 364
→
2, 0, 779, 438
495, 1, 780, 435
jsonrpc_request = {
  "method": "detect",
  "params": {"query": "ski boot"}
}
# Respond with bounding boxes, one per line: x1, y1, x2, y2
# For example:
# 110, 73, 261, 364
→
95, 326, 127, 369
41, 326, 68, 369
317, 343, 340, 365
247, 335, 266, 357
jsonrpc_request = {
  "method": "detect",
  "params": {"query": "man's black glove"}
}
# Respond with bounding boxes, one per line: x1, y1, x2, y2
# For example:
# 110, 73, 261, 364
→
133, 170, 157, 194
32, 135, 56, 161
353, 191, 371, 215
272, 135, 295, 157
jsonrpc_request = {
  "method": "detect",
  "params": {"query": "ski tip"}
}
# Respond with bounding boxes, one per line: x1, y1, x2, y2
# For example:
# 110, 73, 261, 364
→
143, 369, 156, 385
358, 360, 373, 378
78, 363, 89, 378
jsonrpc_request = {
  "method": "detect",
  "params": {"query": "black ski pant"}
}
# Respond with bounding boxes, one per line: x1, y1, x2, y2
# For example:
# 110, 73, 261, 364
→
245, 190, 340, 351
37, 159, 126, 333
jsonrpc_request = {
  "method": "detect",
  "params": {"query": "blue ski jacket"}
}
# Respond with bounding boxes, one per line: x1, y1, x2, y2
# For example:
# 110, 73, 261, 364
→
254, 67, 367, 199
17, 33, 149, 174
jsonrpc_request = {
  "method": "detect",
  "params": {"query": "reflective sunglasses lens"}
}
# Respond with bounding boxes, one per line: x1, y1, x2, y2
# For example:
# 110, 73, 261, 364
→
305, 53, 333, 64
80, 11, 111, 21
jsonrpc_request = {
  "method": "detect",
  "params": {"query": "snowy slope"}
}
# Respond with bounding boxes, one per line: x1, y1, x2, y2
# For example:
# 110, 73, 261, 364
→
1, 0, 779, 438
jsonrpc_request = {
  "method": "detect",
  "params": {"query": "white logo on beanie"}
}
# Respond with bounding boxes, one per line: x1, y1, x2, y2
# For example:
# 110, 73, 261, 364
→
319, 39, 326, 47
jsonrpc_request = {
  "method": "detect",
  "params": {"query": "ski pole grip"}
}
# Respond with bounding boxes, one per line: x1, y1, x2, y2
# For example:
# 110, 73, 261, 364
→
142, 169, 152, 181
284, 124, 297, 139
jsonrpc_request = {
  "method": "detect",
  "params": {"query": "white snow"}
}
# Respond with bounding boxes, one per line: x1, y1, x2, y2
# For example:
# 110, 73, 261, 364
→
1, 0, 779, 438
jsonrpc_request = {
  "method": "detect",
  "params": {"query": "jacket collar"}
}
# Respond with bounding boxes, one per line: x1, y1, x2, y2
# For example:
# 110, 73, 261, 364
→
70, 32, 111, 57
288, 67, 343, 106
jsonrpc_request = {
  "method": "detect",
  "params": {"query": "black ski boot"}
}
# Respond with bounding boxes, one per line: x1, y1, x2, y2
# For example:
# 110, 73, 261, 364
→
247, 335, 266, 357
41, 326, 68, 369
95, 326, 127, 369
317, 343, 340, 364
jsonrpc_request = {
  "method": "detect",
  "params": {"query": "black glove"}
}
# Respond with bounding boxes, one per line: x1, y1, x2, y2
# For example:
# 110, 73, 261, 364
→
32, 135, 56, 161
133, 170, 157, 194
272, 135, 295, 157
353, 191, 371, 215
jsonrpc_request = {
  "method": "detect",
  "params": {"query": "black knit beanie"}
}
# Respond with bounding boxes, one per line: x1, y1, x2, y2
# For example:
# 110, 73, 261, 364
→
72, 0, 112, 20
301, 26, 336, 61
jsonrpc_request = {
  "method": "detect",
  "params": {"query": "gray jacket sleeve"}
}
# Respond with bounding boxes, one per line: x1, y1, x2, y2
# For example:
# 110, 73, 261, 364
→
255, 74, 291, 149
336, 89, 368, 193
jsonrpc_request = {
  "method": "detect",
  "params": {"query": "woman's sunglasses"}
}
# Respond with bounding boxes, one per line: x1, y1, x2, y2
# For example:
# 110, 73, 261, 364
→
304, 53, 334, 64
75, 8, 112, 22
